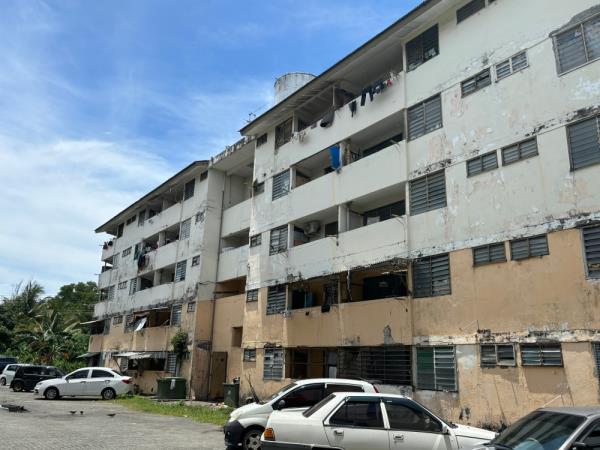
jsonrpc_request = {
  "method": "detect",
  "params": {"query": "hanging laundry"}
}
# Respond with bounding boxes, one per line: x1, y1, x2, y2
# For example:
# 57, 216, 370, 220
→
320, 110, 335, 128
329, 145, 341, 171
349, 100, 357, 117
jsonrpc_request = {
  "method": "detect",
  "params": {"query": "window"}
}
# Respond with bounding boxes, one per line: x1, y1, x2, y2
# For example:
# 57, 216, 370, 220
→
412, 254, 451, 298
461, 68, 491, 96
107, 285, 115, 301
256, 133, 268, 147
473, 243, 506, 266
187, 301, 195, 313
593, 343, 600, 377
324, 282, 338, 305
480, 344, 516, 367
269, 226, 288, 255
567, 116, 600, 170
407, 94, 442, 140
281, 384, 324, 408
521, 343, 563, 366
66, 370, 89, 380
496, 51, 528, 80
171, 305, 182, 326
195, 211, 205, 224
266, 285, 286, 315
138, 210, 145, 226
246, 289, 259, 302
583, 225, 600, 278
232, 327, 243, 347
112, 253, 119, 269
416, 346, 457, 391
118, 281, 128, 290
554, 15, 600, 74
456, 0, 485, 23
467, 151, 498, 176
363, 201, 405, 225
275, 118, 293, 148
113, 315, 123, 325
191, 255, 200, 267
303, 394, 336, 418
124, 314, 134, 332
184, 179, 195, 200
581, 420, 600, 449
501, 138, 538, 165
126, 215, 136, 225
406, 24, 439, 71
384, 399, 442, 433
175, 260, 187, 282
122, 247, 132, 257
330, 399, 384, 428
250, 234, 262, 247
243, 348, 256, 362
338, 346, 412, 385
325, 221, 338, 236
253, 181, 265, 196
166, 353, 177, 373
200, 171, 208, 181
129, 278, 137, 295
409, 170, 446, 215
510, 234, 549, 260
264, 348, 284, 379
362, 273, 408, 300
117, 223, 124, 238
272, 170, 290, 200
180, 218, 191, 240
91, 370, 114, 378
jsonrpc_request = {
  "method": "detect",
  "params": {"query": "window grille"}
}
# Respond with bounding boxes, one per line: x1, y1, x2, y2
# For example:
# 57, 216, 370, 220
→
456, 0, 485, 23
567, 116, 600, 170
180, 218, 191, 240
521, 343, 563, 366
269, 226, 288, 255
406, 25, 439, 71
175, 260, 187, 282
272, 170, 290, 200
461, 68, 491, 96
496, 51, 528, 80
409, 170, 446, 215
555, 15, 600, 74
501, 138, 538, 165
473, 243, 506, 266
416, 346, 457, 391
264, 348, 284, 379
412, 254, 451, 298
407, 94, 442, 140
510, 235, 549, 260
171, 305, 182, 326
266, 286, 286, 315
466, 151, 498, 176
583, 225, 600, 278
246, 289, 259, 302
183, 179, 195, 200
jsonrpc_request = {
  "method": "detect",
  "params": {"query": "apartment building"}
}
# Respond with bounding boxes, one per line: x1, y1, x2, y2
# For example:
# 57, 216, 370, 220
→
234, 0, 600, 427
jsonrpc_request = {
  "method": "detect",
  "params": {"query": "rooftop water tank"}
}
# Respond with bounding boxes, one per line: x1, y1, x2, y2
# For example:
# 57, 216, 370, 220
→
274, 72, 316, 104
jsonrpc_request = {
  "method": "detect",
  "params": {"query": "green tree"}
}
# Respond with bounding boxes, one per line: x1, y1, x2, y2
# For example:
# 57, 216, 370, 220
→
0, 281, 45, 353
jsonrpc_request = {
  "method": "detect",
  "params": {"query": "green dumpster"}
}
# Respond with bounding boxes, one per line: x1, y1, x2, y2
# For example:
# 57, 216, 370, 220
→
157, 377, 186, 400
223, 383, 239, 407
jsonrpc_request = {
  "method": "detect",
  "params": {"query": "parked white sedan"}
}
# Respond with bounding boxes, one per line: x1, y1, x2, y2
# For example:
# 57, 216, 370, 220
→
34, 367, 132, 400
262, 393, 495, 450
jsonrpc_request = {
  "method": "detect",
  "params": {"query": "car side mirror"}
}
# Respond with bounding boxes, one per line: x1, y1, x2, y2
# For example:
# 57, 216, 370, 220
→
274, 399, 286, 410
572, 443, 588, 449
441, 424, 451, 435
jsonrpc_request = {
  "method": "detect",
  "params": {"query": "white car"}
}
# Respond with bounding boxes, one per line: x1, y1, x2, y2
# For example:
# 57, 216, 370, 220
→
34, 367, 132, 400
262, 392, 496, 450
225, 378, 377, 450
0, 364, 29, 386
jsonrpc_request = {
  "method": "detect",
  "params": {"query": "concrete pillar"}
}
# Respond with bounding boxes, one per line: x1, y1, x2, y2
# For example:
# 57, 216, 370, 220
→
158, 231, 166, 247
338, 204, 349, 233
153, 270, 161, 287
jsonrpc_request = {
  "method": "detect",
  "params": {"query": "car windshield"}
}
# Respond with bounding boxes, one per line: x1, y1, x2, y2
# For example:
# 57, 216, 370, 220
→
261, 383, 297, 404
489, 410, 585, 450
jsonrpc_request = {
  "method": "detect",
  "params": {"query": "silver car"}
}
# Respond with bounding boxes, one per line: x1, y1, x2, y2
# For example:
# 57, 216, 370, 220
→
0, 364, 30, 387
475, 407, 600, 450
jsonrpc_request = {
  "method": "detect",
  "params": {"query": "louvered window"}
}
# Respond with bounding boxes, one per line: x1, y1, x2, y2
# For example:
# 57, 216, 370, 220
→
171, 305, 182, 326
567, 116, 600, 170
501, 138, 538, 165
272, 170, 290, 200
124, 314, 134, 332
555, 15, 600, 74
180, 218, 191, 240
246, 289, 259, 302
467, 151, 498, 176
264, 348, 284, 379
461, 68, 491, 96
175, 260, 187, 282
416, 346, 457, 391
250, 234, 262, 247
338, 346, 411, 385
244, 348, 257, 362
480, 344, 515, 367
107, 285, 115, 301
406, 24, 439, 71
510, 235, 549, 260
191, 255, 200, 267
166, 353, 177, 373
122, 247, 132, 257
496, 51, 528, 80
456, 0, 485, 23
275, 118, 293, 149
183, 179, 195, 200
113, 315, 123, 325
593, 343, 600, 376
266, 285, 286, 315
412, 254, 451, 298
187, 301, 195, 313
269, 226, 288, 255
407, 95, 442, 140
521, 343, 563, 366
118, 281, 128, 290
583, 225, 600, 278
473, 243, 506, 266
409, 170, 446, 215
129, 278, 137, 295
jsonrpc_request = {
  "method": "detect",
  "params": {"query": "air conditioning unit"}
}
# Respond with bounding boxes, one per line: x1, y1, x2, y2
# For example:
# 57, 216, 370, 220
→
304, 221, 321, 236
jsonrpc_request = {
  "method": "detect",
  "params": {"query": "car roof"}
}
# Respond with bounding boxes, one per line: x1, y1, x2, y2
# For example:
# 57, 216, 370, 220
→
295, 378, 373, 386
538, 407, 600, 417
332, 392, 409, 400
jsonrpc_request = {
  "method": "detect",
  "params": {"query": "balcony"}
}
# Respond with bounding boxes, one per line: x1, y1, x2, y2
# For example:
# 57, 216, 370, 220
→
140, 202, 182, 240
138, 240, 178, 275
94, 282, 174, 317
101, 241, 116, 261
98, 268, 114, 290
131, 326, 171, 352
218, 245, 249, 282
221, 198, 251, 238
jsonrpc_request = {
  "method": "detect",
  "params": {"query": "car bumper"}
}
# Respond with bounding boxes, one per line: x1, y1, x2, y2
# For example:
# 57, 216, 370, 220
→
223, 420, 244, 448
33, 387, 43, 397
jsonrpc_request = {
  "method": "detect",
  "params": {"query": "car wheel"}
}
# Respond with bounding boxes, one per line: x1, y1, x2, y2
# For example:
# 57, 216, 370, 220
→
101, 388, 116, 400
0, 377, 6, 386
12, 381, 24, 392
44, 387, 59, 400
242, 428, 263, 450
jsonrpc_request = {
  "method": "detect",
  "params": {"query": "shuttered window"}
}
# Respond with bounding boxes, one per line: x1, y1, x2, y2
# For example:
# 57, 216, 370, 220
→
521, 343, 563, 366
180, 218, 191, 240
409, 170, 446, 215
175, 260, 187, 282
264, 348, 284, 379
473, 243, 506, 266
124, 314, 134, 332
407, 95, 442, 140
338, 346, 411, 385
406, 24, 439, 71
567, 116, 600, 170
244, 348, 257, 361
467, 151, 498, 176
593, 343, 600, 377
416, 346, 457, 391
510, 235, 549, 260
275, 118, 293, 149
113, 315, 123, 325
187, 301, 195, 313
269, 225, 288, 255
555, 15, 600, 74
266, 285, 286, 315
250, 234, 262, 247
107, 285, 115, 301
412, 254, 451, 298
583, 225, 600, 278
246, 289, 259, 302
461, 68, 491, 96
171, 305, 182, 326
456, 0, 485, 23
480, 344, 516, 367
118, 281, 128, 290
496, 51, 528, 80
272, 170, 290, 200
166, 353, 177, 373
501, 138, 538, 165
183, 179, 195, 200
129, 278, 137, 295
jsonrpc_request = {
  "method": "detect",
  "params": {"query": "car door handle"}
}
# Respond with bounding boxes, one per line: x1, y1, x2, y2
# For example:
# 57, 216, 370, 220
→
393, 434, 404, 441
333, 430, 344, 436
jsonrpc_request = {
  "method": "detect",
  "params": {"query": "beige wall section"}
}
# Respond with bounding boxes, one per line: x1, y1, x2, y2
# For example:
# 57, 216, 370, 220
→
212, 294, 245, 384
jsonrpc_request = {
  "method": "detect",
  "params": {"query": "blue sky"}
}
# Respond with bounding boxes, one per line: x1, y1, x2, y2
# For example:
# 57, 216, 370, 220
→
0, 0, 421, 296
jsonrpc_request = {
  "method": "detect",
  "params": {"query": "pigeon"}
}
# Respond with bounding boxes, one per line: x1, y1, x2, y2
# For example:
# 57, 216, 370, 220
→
80, 411, 84, 415
70, 411, 76, 415
107, 413, 116, 417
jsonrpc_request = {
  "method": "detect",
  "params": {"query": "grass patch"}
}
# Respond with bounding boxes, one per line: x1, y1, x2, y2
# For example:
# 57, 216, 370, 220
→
115, 396, 233, 426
